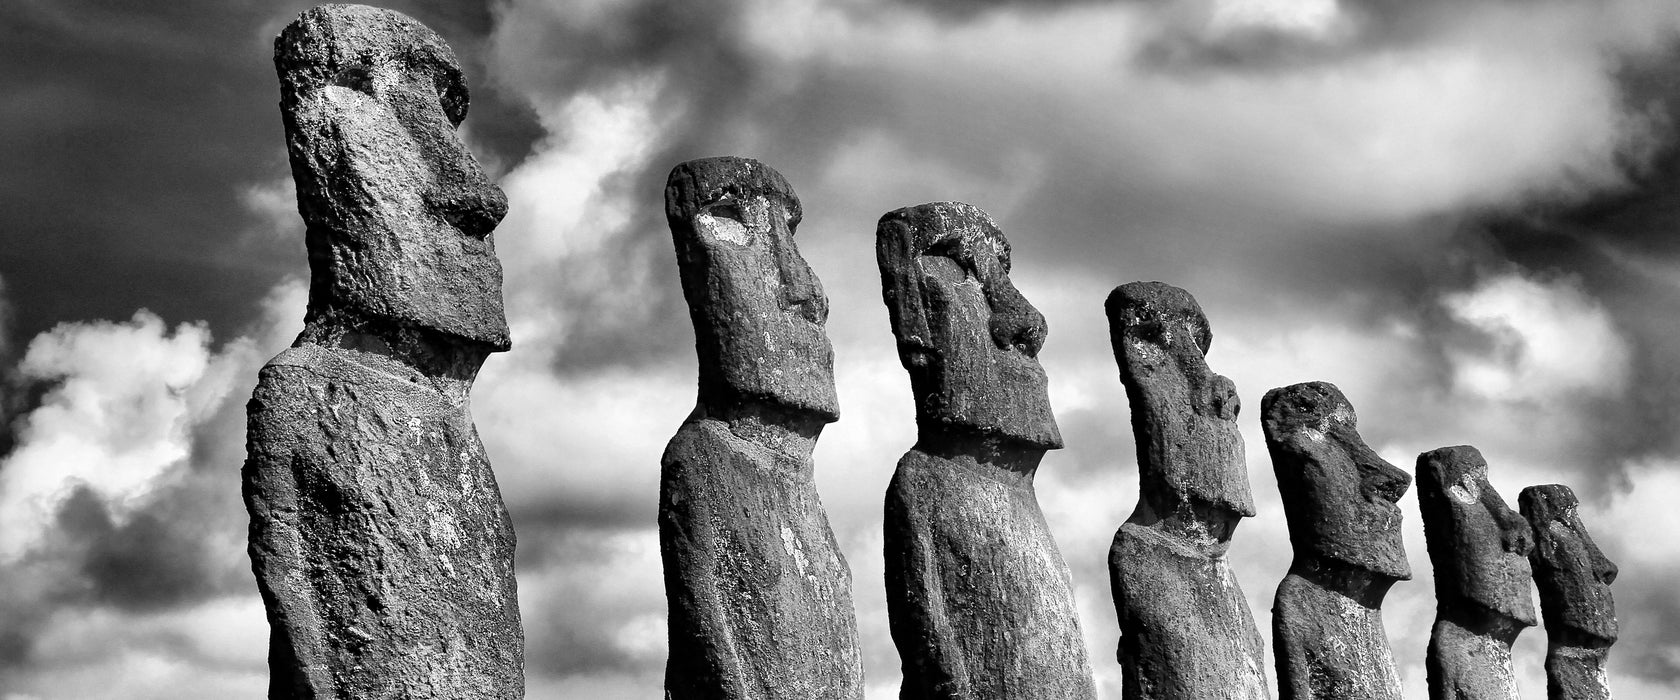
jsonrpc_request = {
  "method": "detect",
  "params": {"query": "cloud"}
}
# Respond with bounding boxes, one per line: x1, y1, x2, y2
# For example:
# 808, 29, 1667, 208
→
0, 278, 302, 696
1441, 271, 1630, 403
0, 310, 228, 559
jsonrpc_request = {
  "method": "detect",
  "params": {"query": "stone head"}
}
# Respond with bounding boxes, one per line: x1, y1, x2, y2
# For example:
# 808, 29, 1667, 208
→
1262, 382, 1411, 581
1520, 484, 1618, 646
876, 202, 1060, 449
1106, 281, 1254, 525
666, 157, 838, 422
277, 4, 510, 350
1416, 446, 1537, 627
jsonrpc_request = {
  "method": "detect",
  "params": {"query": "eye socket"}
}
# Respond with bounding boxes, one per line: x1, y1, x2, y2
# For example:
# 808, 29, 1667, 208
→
706, 201, 743, 222
330, 63, 374, 95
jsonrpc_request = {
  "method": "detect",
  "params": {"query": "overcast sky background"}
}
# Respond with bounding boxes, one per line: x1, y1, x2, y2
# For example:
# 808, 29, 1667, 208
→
4, 0, 1680, 697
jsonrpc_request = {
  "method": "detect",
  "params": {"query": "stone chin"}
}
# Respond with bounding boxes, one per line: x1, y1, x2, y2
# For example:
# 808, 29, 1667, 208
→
1313, 542, 1411, 583
1556, 614, 1619, 648
931, 351, 1063, 450
721, 333, 841, 424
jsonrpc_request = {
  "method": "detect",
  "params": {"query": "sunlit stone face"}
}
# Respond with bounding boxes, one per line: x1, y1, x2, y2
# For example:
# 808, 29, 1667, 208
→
277, 4, 510, 349
1521, 485, 1619, 645
1418, 446, 1538, 627
877, 202, 1061, 450
1107, 282, 1254, 526
666, 157, 838, 421
1264, 382, 1411, 581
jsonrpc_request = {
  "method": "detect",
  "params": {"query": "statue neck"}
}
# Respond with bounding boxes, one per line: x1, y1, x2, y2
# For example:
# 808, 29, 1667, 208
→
298, 316, 490, 401
1289, 556, 1397, 608
1127, 497, 1239, 556
695, 399, 824, 462
913, 426, 1045, 486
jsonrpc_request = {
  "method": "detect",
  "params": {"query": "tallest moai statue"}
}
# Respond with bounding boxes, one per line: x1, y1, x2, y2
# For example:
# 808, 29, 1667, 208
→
244, 5, 522, 698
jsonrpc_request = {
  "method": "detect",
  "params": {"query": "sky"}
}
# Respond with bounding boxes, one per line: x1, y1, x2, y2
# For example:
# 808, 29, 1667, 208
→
3, 0, 1680, 697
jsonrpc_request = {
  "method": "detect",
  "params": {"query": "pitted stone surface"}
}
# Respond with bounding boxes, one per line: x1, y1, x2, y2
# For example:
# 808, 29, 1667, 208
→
1263, 382, 1410, 700
878, 202, 1095, 700
1106, 281, 1267, 700
1522, 484, 1618, 700
1417, 446, 1536, 700
245, 5, 521, 698
659, 157, 862, 700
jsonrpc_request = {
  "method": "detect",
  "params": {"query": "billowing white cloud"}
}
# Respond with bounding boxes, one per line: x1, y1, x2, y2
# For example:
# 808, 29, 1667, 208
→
1442, 271, 1630, 403
0, 312, 232, 559
0, 276, 306, 561
0, 278, 302, 697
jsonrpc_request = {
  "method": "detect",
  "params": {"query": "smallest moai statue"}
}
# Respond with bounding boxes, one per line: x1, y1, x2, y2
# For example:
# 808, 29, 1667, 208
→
1263, 382, 1411, 700
1520, 485, 1619, 700
1417, 446, 1537, 700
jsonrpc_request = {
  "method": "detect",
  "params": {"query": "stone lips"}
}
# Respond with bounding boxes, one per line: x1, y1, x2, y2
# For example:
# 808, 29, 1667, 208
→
666, 156, 837, 422
1521, 484, 1618, 700
659, 156, 863, 698
246, 5, 523, 698
1263, 382, 1410, 700
877, 201, 1094, 699
276, 3, 510, 351
1106, 281, 1267, 700
877, 202, 1060, 450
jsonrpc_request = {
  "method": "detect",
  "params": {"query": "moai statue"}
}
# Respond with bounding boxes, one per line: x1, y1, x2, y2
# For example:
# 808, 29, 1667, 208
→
1262, 382, 1411, 700
1520, 484, 1618, 700
659, 157, 863, 699
877, 202, 1096, 700
244, 5, 522, 698
1416, 446, 1537, 700
1106, 281, 1268, 700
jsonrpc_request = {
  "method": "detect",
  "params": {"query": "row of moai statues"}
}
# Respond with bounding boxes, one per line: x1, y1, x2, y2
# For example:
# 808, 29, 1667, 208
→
656, 155, 1622, 700
240, 5, 1621, 699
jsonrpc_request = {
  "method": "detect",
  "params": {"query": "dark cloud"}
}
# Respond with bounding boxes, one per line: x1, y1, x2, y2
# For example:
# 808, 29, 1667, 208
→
0, 0, 539, 347
58, 486, 216, 612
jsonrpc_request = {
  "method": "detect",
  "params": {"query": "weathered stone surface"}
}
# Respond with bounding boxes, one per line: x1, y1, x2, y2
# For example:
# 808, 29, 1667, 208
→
1521, 484, 1618, 700
1262, 382, 1410, 700
878, 202, 1095, 700
659, 157, 862, 699
1106, 281, 1267, 700
245, 5, 521, 698
1417, 446, 1536, 700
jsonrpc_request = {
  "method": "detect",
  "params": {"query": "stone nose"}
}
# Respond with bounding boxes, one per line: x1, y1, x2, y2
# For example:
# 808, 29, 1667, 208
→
772, 216, 827, 324
1591, 544, 1619, 584
420, 99, 508, 239
986, 273, 1047, 357
1357, 444, 1411, 503
426, 184, 508, 239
